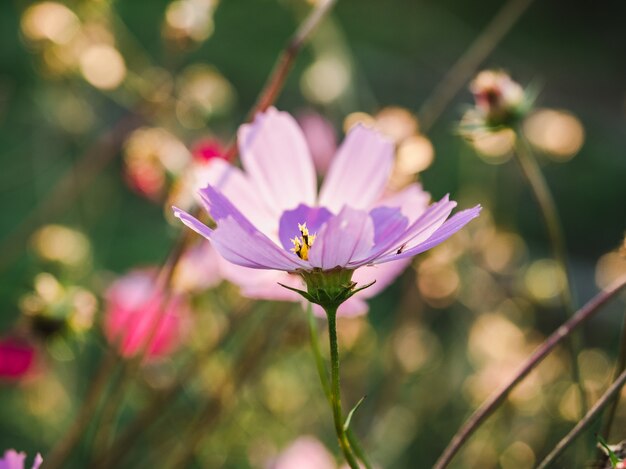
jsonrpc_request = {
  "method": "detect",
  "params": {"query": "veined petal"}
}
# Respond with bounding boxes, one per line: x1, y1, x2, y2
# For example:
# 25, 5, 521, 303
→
369, 206, 409, 246
377, 183, 431, 223
374, 205, 482, 264
352, 195, 456, 265
238, 107, 316, 215
211, 216, 305, 270
189, 186, 308, 271
195, 158, 276, 236
318, 124, 394, 212
308, 207, 374, 270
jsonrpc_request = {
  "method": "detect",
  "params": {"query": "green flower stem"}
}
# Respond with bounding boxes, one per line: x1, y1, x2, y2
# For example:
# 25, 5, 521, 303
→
324, 305, 361, 469
308, 305, 373, 469
514, 128, 587, 414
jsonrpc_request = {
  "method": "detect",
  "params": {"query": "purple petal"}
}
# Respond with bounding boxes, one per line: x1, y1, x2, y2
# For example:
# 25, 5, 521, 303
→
211, 216, 305, 270
180, 186, 307, 271
172, 206, 213, 240
196, 158, 276, 235
369, 206, 409, 246
374, 205, 482, 264
238, 107, 317, 215
318, 124, 394, 212
278, 204, 333, 251
308, 207, 374, 270
376, 182, 430, 223
352, 195, 456, 265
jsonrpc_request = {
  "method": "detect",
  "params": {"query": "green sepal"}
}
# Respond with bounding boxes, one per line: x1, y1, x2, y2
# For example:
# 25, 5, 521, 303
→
277, 283, 317, 304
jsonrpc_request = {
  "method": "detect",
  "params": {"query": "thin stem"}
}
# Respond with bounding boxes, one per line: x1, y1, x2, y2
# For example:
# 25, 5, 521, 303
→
308, 305, 373, 469
325, 306, 360, 469
601, 305, 626, 440
433, 277, 626, 469
514, 130, 576, 312
536, 368, 626, 469
223, 0, 337, 160
419, 0, 536, 132
514, 129, 587, 414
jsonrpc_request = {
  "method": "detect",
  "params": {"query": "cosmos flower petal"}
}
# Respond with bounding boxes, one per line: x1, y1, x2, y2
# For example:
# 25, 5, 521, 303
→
278, 204, 333, 251
353, 195, 455, 265
318, 124, 394, 212
374, 205, 482, 264
238, 107, 317, 214
369, 206, 409, 246
195, 158, 276, 235
172, 206, 213, 240
210, 216, 307, 270
308, 207, 374, 270
376, 182, 431, 223
198, 185, 308, 270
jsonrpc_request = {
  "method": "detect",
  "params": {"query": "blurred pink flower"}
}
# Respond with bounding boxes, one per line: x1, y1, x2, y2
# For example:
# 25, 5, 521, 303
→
173, 242, 223, 293
0, 337, 36, 382
174, 108, 479, 314
190, 137, 226, 164
0, 450, 42, 469
103, 269, 190, 359
267, 436, 336, 469
296, 110, 337, 175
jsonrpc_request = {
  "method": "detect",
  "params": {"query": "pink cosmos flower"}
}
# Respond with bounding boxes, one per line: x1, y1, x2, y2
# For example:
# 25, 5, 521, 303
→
103, 269, 190, 359
0, 450, 42, 469
0, 337, 36, 382
267, 436, 336, 469
174, 107, 480, 310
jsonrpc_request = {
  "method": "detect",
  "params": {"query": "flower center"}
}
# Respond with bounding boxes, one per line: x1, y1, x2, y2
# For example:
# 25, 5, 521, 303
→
290, 223, 316, 260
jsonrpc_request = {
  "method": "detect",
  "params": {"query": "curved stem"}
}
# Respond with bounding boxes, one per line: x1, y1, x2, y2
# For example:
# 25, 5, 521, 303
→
514, 130, 576, 312
308, 305, 373, 469
514, 129, 587, 418
324, 306, 360, 469
536, 368, 626, 469
433, 277, 626, 469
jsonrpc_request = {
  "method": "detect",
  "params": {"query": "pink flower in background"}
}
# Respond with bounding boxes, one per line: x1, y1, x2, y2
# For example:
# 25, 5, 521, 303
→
0, 337, 36, 382
103, 269, 190, 359
174, 107, 480, 313
296, 111, 337, 175
267, 436, 336, 469
173, 243, 223, 293
0, 450, 42, 469
190, 137, 226, 164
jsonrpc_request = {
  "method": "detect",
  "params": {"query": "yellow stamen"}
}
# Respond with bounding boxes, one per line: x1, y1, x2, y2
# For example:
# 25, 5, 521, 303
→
290, 222, 316, 260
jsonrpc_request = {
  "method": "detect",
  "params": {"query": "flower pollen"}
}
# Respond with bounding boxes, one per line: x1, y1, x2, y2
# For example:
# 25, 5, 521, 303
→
291, 222, 316, 260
